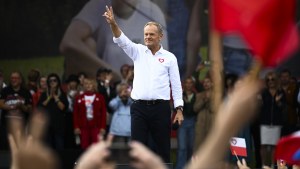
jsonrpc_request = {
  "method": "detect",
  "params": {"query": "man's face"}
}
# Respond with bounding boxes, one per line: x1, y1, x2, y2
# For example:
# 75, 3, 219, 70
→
266, 75, 276, 88
97, 72, 106, 82
280, 72, 290, 85
203, 78, 212, 90
10, 73, 22, 88
144, 25, 162, 50
121, 66, 129, 78
68, 81, 78, 90
40, 77, 48, 90
83, 80, 94, 92
184, 79, 194, 91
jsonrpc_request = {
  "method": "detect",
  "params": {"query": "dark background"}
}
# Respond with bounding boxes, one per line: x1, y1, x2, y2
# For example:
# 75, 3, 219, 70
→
0, 0, 88, 58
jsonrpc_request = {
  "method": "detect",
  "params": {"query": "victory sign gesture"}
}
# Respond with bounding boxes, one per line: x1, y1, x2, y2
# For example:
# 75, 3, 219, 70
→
103, 5, 121, 38
103, 6, 116, 25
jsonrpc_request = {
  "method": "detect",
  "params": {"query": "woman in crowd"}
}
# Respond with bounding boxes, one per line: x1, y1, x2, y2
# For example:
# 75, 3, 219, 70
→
193, 76, 214, 151
38, 73, 68, 150
176, 76, 197, 169
32, 76, 47, 107
260, 71, 286, 166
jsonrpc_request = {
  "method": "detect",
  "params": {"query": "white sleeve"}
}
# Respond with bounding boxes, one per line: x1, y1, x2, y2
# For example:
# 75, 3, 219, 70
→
169, 56, 183, 108
113, 32, 140, 61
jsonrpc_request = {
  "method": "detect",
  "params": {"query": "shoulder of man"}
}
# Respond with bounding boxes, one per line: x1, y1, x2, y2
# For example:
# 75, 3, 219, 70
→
162, 49, 177, 61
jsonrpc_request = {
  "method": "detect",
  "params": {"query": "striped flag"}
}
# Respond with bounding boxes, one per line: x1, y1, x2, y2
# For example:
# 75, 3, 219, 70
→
230, 137, 247, 157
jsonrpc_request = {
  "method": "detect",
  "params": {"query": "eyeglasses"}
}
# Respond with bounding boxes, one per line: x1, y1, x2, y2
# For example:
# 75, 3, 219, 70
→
49, 78, 57, 83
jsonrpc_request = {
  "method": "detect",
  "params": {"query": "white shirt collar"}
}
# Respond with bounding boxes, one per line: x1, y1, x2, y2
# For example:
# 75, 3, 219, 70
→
145, 44, 165, 55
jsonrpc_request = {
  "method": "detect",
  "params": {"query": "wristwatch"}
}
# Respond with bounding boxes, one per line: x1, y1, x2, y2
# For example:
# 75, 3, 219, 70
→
176, 106, 183, 112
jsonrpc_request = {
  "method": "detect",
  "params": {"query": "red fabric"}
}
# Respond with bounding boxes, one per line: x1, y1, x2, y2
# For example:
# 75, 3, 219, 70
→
230, 146, 247, 157
275, 131, 300, 165
80, 122, 100, 149
32, 90, 42, 107
211, 0, 299, 66
73, 92, 107, 131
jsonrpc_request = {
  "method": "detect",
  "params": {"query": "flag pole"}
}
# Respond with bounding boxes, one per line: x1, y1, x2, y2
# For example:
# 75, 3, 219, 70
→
233, 150, 240, 162
209, 30, 223, 114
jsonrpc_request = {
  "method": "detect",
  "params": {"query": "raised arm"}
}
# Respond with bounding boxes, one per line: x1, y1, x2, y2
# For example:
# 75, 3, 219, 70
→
103, 6, 140, 61
103, 6, 121, 38
186, 77, 262, 169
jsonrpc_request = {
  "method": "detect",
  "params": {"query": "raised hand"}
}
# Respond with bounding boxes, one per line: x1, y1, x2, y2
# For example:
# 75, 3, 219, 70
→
102, 5, 121, 38
186, 76, 262, 169
103, 6, 116, 25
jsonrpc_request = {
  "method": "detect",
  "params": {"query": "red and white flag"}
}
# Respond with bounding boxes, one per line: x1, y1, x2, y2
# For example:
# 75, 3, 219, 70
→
230, 137, 247, 157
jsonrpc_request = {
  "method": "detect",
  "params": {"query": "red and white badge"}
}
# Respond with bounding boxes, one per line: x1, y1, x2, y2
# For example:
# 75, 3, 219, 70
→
158, 58, 164, 63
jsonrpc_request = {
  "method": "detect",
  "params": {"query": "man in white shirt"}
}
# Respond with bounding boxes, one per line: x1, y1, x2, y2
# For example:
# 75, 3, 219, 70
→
60, 0, 168, 80
103, 6, 184, 162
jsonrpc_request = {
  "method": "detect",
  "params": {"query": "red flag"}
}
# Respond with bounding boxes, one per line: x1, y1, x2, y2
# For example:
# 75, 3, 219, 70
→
211, 0, 299, 67
275, 131, 300, 165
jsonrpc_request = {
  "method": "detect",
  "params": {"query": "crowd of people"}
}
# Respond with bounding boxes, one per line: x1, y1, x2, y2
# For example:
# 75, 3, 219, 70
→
0, 60, 300, 169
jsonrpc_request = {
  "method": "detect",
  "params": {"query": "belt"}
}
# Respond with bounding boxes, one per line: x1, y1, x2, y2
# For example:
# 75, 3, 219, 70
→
134, 99, 169, 105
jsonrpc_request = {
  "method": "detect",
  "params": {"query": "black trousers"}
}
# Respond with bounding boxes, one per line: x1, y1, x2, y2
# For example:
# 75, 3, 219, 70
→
131, 100, 171, 162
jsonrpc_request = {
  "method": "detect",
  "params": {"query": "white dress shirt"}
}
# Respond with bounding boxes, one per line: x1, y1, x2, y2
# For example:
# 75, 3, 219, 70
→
113, 32, 183, 108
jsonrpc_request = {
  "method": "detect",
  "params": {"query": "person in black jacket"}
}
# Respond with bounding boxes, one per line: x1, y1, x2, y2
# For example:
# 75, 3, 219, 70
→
175, 76, 197, 169
260, 71, 286, 166
38, 73, 68, 151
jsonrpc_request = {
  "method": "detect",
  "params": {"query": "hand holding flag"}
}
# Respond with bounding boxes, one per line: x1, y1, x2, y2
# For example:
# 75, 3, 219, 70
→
230, 137, 247, 157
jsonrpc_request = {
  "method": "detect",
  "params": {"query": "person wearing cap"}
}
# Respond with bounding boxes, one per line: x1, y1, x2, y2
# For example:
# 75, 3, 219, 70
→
103, 6, 184, 162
